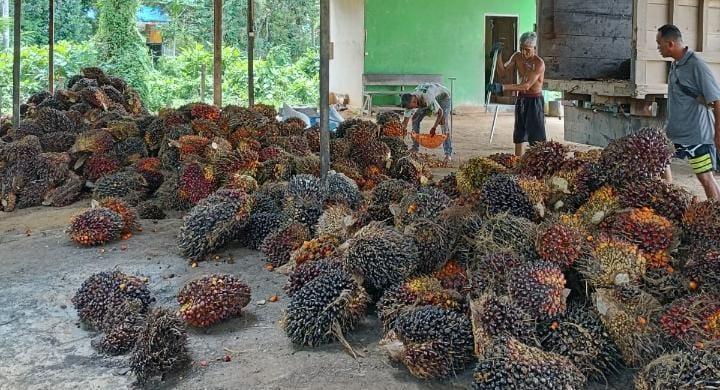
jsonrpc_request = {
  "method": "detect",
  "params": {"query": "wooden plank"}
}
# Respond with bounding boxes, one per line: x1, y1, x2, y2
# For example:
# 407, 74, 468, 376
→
634, 0, 650, 86
544, 79, 636, 97
540, 34, 631, 59
544, 56, 632, 80
48, 0, 54, 94
362, 74, 443, 85
537, 11, 632, 38
213, 0, 222, 106
544, 0, 633, 15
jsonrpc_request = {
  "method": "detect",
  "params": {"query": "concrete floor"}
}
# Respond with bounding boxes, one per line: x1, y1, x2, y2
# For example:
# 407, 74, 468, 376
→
0, 110, 705, 390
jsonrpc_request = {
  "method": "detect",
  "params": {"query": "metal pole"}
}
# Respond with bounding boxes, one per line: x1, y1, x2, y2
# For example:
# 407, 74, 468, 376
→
48, 0, 54, 94
319, 0, 330, 182
448, 76, 456, 144
247, 0, 254, 107
213, 0, 222, 106
12, 0, 20, 130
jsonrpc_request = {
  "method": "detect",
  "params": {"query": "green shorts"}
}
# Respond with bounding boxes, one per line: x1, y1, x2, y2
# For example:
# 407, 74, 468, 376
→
674, 144, 717, 174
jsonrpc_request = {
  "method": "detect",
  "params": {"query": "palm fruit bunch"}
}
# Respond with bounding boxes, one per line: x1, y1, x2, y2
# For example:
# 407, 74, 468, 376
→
468, 252, 523, 296
67, 207, 124, 246
188, 102, 221, 121
469, 294, 536, 356
456, 156, 508, 194
380, 306, 475, 380
435, 172, 460, 199
292, 154, 320, 176
98, 197, 138, 236
341, 222, 419, 293
91, 299, 146, 355
331, 158, 363, 183
535, 219, 585, 268
516, 175, 550, 211
282, 269, 369, 347
71, 271, 154, 330
343, 119, 378, 143
593, 286, 664, 367
177, 274, 252, 328
580, 237, 647, 288
83, 156, 120, 183
546, 162, 601, 212
684, 248, 720, 293
283, 196, 324, 232
641, 265, 689, 304
601, 207, 676, 268
634, 348, 720, 390
243, 211, 288, 250
253, 182, 287, 213
176, 134, 210, 159
130, 308, 189, 386
39, 131, 76, 152
403, 219, 449, 273
377, 276, 465, 331
289, 234, 341, 267
437, 206, 483, 262
92, 170, 148, 205
487, 152, 519, 170
286, 174, 325, 202
682, 199, 720, 246
433, 259, 470, 292
616, 179, 693, 222
105, 120, 139, 141
178, 161, 217, 205
380, 120, 404, 137
80, 86, 111, 110
515, 140, 569, 179
473, 212, 539, 260
284, 259, 345, 297
599, 127, 674, 185
256, 153, 294, 184
538, 303, 623, 381
251, 103, 277, 121
367, 179, 414, 222
472, 337, 587, 389
34, 107, 75, 132
135, 201, 166, 220
216, 149, 260, 179
574, 186, 621, 228
43, 171, 84, 207
508, 260, 567, 319
260, 222, 312, 267
329, 137, 351, 159
350, 139, 391, 170
659, 293, 720, 347
393, 186, 451, 229
479, 174, 537, 220
70, 129, 115, 154
389, 156, 431, 187
376, 111, 400, 126
381, 134, 409, 157
315, 205, 355, 241
178, 189, 253, 261
324, 171, 361, 209
223, 173, 258, 193
154, 173, 188, 211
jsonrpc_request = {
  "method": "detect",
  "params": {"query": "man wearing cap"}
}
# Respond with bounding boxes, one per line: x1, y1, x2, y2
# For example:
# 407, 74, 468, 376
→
657, 24, 720, 200
400, 82, 453, 161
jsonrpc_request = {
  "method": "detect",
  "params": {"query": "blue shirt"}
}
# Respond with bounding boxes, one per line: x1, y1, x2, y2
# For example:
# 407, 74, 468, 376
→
666, 48, 720, 145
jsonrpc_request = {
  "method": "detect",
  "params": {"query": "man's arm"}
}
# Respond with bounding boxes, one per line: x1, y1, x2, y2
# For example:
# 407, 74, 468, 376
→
495, 51, 517, 79
503, 61, 546, 92
430, 106, 444, 135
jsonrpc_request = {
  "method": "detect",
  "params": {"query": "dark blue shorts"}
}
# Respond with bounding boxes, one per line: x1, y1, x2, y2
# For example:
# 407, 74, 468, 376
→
674, 144, 717, 174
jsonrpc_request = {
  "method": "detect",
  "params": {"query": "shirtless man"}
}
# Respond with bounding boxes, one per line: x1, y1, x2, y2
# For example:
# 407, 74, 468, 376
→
487, 31, 547, 156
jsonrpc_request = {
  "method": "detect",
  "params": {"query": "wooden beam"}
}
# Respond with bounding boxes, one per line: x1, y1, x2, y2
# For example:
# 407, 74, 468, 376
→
698, 0, 708, 52
668, 0, 678, 25
319, 0, 330, 181
12, 0, 20, 130
247, 0, 254, 107
48, 0, 54, 94
213, 0, 222, 106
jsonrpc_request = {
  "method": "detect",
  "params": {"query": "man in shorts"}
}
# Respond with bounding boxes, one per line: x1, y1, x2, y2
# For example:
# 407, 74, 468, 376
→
657, 24, 720, 199
487, 32, 547, 156
400, 82, 453, 161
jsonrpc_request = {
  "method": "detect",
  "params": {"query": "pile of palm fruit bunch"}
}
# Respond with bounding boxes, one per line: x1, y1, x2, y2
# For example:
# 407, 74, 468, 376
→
40, 65, 718, 387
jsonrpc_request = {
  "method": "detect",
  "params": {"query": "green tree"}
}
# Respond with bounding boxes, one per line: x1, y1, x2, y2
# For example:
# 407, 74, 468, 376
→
94, 0, 152, 95
10, 0, 95, 46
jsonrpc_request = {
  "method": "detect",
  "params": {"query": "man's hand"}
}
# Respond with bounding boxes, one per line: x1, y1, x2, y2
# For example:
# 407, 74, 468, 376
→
430, 127, 437, 137
486, 83, 503, 95
491, 42, 503, 54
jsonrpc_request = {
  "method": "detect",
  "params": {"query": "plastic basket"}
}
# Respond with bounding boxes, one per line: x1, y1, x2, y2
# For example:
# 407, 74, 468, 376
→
411, 133, 448, 149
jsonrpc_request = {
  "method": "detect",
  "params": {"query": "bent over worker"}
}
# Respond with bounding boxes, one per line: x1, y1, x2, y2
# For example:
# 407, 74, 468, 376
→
400, 82, 453, 162
487, 31, 547, 156
656, 24, 720, 200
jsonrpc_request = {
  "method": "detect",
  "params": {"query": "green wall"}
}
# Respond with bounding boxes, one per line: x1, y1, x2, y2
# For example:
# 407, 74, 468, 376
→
364, 0, 537, 106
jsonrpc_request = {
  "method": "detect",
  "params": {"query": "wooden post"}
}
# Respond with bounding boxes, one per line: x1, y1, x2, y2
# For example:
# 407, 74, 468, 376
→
200, 63, 206, 102
12, 0, 20, 130
48, 0, 54, 94
698, 0, 708, 52
247, 0, 255, 107
319, 0, 330, 181
213, 0, 222, 106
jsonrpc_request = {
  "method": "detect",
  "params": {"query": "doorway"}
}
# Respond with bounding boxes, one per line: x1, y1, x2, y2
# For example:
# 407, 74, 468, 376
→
485, 15, 518, 104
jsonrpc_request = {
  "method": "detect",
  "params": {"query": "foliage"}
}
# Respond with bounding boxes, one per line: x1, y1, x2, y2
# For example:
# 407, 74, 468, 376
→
8, 0, 96, 46
1, 41, 318, 114
94, 0, 152, 95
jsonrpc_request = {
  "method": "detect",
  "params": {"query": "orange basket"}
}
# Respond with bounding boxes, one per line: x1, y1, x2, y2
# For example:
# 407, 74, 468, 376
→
411, 133, 448, 149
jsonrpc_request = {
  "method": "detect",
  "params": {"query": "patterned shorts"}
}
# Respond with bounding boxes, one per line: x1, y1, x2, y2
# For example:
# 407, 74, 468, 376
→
674, 144, 717, 174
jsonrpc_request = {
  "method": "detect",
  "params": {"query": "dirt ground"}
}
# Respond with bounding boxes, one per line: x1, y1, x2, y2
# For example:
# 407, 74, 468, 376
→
0, 109, 710, 390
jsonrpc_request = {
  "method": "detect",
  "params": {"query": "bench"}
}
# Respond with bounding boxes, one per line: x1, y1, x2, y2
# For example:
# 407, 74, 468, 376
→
362, 74, 443, 115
